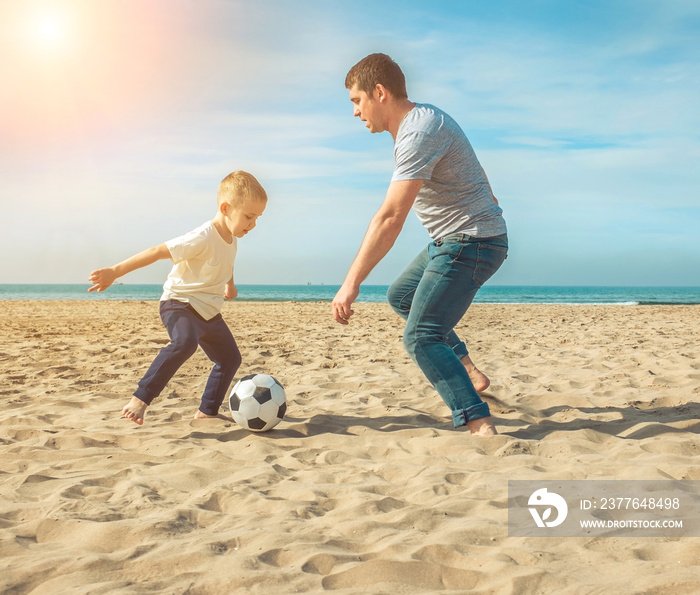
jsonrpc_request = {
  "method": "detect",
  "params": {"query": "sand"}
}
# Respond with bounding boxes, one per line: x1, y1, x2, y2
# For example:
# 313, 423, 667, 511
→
1, 300, 699, 594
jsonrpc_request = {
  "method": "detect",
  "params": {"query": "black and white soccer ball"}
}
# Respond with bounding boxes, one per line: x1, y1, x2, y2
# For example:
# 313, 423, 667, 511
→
228, 374, 287, 432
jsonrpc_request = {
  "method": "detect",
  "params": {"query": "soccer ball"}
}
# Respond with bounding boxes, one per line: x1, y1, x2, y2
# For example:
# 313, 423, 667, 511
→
229, 374, 287, 432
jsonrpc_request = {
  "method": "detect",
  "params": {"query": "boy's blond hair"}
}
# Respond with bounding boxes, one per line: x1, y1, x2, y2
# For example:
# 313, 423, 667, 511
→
217, 170, 267, 208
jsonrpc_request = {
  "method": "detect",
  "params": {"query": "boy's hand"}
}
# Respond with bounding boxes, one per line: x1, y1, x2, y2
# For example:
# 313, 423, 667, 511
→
86, 244, 170, 294
224, 280, 238, 300
88, 268, 117, 292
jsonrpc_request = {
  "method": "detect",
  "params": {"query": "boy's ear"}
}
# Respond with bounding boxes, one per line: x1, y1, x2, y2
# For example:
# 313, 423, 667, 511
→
219, 201, 229, 216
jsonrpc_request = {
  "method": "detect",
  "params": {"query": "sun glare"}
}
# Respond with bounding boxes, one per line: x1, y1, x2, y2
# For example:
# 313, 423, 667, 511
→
32, 12, 69, 51
2, 0, 188, 151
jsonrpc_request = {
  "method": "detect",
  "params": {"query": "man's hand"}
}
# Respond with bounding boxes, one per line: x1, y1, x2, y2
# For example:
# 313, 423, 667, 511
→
88, 267, 118, 292
332, 282, 359, 325
331, 179, 423, 325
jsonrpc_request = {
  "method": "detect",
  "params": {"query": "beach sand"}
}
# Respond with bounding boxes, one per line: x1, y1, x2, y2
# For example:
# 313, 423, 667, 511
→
1, 300, 699, 594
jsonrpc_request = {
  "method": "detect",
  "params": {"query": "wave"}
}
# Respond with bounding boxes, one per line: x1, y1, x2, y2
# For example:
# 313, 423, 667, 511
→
2, 285, 699, 305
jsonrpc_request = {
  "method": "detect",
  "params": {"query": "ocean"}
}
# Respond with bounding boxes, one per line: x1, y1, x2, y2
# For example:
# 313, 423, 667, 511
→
0, 285, 699, 305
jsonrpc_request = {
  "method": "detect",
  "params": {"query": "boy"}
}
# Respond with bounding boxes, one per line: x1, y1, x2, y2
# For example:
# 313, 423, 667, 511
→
88, 170, 267, 425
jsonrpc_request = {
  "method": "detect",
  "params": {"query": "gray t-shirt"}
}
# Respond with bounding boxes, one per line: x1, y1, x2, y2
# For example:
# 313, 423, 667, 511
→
392, 103, 507, 239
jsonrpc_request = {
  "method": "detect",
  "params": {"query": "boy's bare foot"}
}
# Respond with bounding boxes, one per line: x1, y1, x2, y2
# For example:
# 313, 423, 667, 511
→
193, 410, 233, 422
122, 397, 147, 425
461, 354, 491, 392
466, 416, 498, 436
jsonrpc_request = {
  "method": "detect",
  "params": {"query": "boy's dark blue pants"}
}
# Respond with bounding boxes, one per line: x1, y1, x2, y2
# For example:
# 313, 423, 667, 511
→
134, 299, 241, 416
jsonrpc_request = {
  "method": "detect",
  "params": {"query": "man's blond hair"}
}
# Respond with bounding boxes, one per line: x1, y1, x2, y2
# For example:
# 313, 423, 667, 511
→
217, 170, 267, 207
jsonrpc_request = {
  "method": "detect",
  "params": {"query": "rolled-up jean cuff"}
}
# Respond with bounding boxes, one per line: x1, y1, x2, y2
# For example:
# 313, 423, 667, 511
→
133, 387, 156, 406
452, 402, 491, 427
451, 341, 469, 360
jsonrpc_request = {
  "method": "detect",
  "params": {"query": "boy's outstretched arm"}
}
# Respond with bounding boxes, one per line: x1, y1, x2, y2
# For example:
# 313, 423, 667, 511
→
88, 243, 172, 292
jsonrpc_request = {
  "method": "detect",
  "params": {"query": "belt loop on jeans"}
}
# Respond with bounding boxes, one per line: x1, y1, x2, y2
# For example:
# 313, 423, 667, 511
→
434, 232, 469, 247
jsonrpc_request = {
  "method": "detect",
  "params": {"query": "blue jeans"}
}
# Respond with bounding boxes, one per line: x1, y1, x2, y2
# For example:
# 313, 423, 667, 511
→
387, 234, 508, 427
134, 300, 241, 416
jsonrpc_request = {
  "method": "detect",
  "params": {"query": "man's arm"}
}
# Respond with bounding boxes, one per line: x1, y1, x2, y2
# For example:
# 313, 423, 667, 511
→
88, 243, 172, 292
332, 179, 424, 324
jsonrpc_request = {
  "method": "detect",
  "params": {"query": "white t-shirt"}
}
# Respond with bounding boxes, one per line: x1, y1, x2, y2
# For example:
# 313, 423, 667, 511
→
161, 221, 237, 320
392, 103, 507, 239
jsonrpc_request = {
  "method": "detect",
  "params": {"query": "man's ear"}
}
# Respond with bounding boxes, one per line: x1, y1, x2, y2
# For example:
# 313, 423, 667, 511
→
374, 83, 389, 102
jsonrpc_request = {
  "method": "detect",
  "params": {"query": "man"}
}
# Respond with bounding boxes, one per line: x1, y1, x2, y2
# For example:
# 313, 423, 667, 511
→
332, 53, 508, 436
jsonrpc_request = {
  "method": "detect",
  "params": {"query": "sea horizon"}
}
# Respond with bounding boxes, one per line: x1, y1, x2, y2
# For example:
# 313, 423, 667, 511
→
1, 284, 699, 305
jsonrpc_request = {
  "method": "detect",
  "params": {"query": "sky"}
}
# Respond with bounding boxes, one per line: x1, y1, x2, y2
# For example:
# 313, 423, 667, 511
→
1, 0, 699, 287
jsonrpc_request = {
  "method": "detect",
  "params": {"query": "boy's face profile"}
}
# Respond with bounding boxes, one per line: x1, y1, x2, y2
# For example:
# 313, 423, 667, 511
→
224, 199, 266, 238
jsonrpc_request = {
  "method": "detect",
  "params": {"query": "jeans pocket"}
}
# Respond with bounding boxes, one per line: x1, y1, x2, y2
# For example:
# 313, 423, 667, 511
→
472, 243, 508, 287
431, 240, 464, 263
159, 299, 190, 325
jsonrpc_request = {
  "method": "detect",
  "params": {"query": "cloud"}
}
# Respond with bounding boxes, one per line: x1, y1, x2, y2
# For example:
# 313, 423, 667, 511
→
403, 5, 700, 146
1, 0, 698, 285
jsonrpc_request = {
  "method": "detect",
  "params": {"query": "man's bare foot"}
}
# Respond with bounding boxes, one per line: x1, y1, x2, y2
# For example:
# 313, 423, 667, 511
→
461, 354, 491, 392
466, 416, 498, 436
122, 397, 147, 425
193, 410, 233, 422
